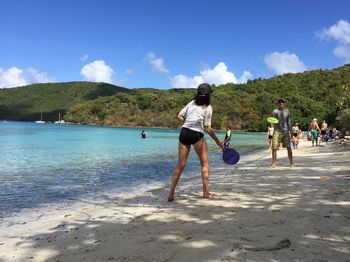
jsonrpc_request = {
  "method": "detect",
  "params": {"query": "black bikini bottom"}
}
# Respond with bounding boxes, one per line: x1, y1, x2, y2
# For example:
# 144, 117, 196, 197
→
179, 127, 204, 145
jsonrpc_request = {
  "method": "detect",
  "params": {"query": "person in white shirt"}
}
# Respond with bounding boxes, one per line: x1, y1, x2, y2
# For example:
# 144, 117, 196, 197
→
168, 83, 224, 201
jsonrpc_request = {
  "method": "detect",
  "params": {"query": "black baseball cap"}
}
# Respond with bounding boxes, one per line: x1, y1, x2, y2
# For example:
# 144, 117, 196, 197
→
197, 83, 212, 96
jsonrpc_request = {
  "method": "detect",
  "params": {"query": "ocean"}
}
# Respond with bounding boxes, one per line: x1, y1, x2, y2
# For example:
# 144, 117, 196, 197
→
0, 121, 267, 218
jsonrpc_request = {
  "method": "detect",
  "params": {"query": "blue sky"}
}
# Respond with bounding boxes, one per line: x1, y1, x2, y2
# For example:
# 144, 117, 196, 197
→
1, 0, 350, 89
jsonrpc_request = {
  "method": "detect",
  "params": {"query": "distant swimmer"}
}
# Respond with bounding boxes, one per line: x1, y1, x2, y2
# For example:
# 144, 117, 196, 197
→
141, 130, 147, 139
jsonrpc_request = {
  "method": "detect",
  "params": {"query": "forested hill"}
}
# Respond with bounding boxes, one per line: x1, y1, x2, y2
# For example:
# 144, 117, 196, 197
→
64, 64, 350, 131
0, 82, 130, 121
1, 64, 350, 131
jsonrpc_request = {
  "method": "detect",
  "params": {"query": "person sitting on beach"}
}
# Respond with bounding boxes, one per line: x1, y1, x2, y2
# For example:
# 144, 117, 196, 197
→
168, 83, 224, 201
223, 126, 232, 149
332, 127, 342, 140
267, 123, 274, 148
270, 98, 294, 168
332, 127, 338, 139
309, 118, 320, 146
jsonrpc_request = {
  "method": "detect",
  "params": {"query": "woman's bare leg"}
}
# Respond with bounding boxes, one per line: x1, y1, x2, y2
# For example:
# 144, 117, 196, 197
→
193, 138, 214, 198
168, 142, 191, 201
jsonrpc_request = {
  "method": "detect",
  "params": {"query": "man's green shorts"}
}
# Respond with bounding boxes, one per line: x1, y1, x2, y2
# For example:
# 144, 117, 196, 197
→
272, 131, 291, 149
310, 130, 318, 141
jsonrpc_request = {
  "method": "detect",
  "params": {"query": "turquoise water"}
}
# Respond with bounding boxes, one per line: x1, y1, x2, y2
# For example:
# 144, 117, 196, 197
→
0, 122, 266, 216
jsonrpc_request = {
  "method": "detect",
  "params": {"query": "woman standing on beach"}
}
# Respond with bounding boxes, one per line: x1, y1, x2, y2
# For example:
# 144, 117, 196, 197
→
168, 83, 224, 201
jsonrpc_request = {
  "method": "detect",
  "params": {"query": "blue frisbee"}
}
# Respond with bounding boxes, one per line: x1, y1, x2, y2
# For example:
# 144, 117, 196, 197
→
222, 148, 240, 165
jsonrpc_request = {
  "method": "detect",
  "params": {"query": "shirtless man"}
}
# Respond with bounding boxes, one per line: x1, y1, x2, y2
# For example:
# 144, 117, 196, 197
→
309, 119, 321, 146
320, 120, 328, 142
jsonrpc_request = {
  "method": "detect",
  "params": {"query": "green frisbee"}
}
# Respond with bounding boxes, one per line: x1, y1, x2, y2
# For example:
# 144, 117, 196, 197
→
267, 117, 279, 124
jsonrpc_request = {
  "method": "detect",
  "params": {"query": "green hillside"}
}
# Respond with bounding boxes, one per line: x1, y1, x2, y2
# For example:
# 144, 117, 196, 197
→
65, 64, 350, 131
0, 82, 130, 121
1, 64, 350, 131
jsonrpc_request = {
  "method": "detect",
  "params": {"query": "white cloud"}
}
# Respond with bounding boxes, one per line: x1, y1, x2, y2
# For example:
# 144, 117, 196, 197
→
0, 67, 27, 88
333, 44, 350, 62
80, 60, 114, 83
80, 54, 89, 62
264, 52, 307, 75
171, 62, 251, 88
144, 52, 169, 74
317, 20, 350, 62
26, 68, 51, 83
171, 74, 203, 89
317, 20, 350, 44
238, 70, 253, 84
200, 62, 237, 85
0, 66, 52, 88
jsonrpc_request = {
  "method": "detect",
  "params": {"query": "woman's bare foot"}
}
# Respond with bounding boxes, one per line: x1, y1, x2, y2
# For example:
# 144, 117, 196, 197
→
167, 193, 174, 202
271, 163, 276, 168
203, 193, 216, 199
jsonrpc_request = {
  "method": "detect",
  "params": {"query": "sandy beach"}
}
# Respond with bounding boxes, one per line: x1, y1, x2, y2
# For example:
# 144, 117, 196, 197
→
0, 140, 349, 262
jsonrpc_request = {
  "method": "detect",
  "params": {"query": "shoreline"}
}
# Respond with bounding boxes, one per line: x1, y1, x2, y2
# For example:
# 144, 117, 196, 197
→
0, 142, 269, 227
1, 141, 349, 261
0, 120, 264, 133
0, 130, 267, 225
